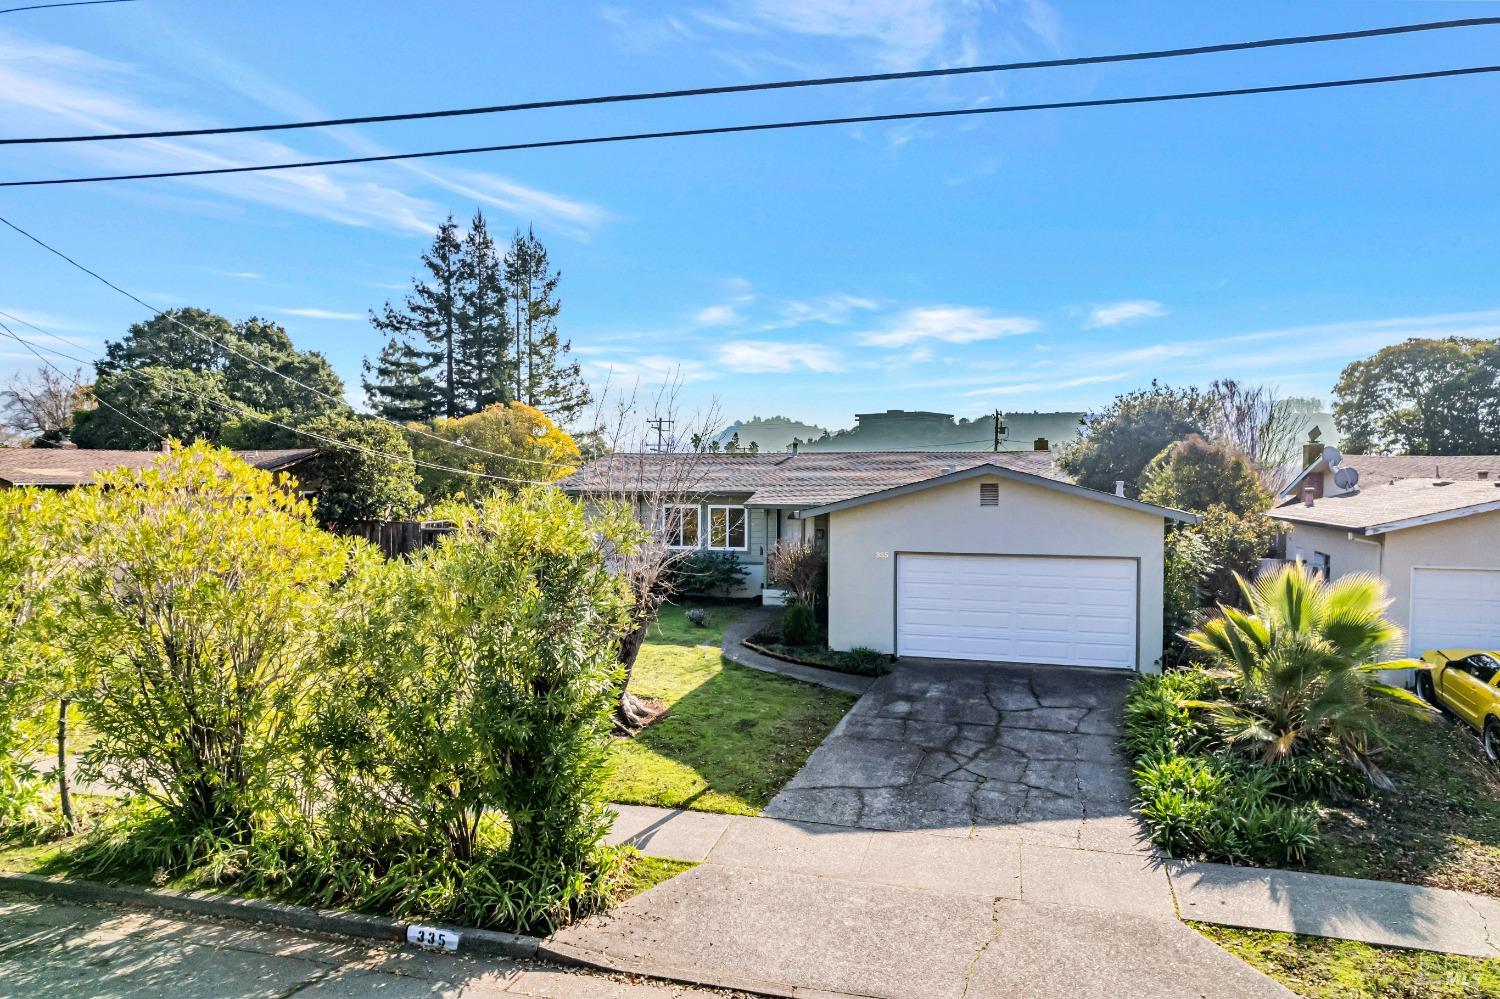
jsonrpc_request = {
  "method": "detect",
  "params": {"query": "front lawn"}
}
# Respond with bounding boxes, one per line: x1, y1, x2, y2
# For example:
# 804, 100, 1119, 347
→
605, 602, 856, 815
1317, 707, 1500, 898
1197, 923, 1500, 999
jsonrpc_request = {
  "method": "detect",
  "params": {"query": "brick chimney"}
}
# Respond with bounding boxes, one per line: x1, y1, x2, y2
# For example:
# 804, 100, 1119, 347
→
1302, 486, 1316, 507
160, 439, 172, 453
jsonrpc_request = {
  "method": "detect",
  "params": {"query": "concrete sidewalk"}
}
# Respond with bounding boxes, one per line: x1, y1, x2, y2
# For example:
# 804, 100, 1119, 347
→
717, 606, 875, 695
595, 803, 1290, 999
0, 892, 737, 998
1170, 861, 1500, 959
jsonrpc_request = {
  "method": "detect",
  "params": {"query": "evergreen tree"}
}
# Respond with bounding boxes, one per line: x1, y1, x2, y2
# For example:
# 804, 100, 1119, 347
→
504, 226, 591, 425
365, 216, 464, 420
455, 211, 513, 410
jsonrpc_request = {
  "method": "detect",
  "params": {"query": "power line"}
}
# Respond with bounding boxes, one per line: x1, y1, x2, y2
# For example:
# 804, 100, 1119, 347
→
0, 215, 579, 470
0, 314, 553, 486
6, 64, 1497, 188
0, 317, 165, 443
4, 17, 1496, 145
0, 0, 136, 14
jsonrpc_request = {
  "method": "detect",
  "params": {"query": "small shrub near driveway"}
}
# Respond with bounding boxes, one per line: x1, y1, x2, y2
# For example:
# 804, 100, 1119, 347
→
1125, 563, 1431, 869
780, 602, 818, 646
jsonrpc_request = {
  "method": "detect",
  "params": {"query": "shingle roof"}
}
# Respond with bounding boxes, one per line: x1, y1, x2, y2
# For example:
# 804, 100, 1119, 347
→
1270, 478, 1500, 533
558, 450, 1063, 508
0, 448, 317, 487
1282, 453, 1500, 496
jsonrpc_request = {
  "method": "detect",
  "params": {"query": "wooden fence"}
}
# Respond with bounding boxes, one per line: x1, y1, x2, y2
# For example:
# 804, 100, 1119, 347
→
340, 520, 455, 559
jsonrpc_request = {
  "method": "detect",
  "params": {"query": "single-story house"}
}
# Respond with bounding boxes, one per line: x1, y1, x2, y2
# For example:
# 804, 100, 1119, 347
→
560, 450, 1197, 673
1272, 452, 1500, 655
0, 446, 319, 490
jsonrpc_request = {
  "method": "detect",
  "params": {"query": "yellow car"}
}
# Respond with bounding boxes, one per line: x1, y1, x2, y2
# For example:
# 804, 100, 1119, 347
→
1418, 649, 1500, 762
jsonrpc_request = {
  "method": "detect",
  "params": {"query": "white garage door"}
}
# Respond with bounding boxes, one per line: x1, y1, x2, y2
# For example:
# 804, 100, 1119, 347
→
1409, 568, 1500, 654
896, 554, 1137, 669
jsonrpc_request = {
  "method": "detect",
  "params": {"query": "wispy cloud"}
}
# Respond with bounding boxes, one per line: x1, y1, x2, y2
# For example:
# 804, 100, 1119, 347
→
1083, 300, 1167, 329
210, 269, 262, 280
584, 352, 715, 385
272, 307, 365, 321
855, 306, 1040, 347
717, 340, 843, 373
0, 29, 610, 240
695, 304, 742, 325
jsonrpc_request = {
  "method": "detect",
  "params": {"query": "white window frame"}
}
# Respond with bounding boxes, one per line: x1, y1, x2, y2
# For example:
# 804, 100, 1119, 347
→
706, 504, 748, 551
662, 503, 702, 550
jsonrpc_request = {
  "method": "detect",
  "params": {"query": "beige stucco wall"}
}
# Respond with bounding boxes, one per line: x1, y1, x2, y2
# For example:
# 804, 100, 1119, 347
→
1381, 510, 1500, 652
825, 474, 1169, 672
1283, 522, 1383, 579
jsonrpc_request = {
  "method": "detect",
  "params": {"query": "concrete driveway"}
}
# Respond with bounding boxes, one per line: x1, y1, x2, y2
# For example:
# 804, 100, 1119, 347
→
765, 659, 1149, 853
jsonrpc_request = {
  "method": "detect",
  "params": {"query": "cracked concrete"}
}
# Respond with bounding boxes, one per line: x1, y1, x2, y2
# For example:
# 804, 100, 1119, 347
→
765, 659, 1152, 853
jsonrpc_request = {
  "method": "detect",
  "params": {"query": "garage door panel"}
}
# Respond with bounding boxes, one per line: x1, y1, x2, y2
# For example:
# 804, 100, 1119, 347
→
1410, 568, 1500, 654
896, 554, 1136, 669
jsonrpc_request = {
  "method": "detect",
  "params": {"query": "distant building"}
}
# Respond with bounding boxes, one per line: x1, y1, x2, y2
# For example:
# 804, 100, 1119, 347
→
796, 409, 1084, 453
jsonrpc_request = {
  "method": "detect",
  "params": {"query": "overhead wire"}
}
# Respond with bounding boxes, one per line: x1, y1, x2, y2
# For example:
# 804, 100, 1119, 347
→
0, 215, 580, 470
3, 64, 1499, 187
2, 16, 1495, 145
0, 311, 557, 486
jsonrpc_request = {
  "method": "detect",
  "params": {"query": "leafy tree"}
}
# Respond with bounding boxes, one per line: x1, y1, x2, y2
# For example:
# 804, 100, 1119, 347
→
1333, 337, 1500, 454
71, 367, 233, 448
311, 488, 640, 930
1140, 435, 1270, 516
1162, 528, 1214, 666
1187, 563, 1427, 789
298, 412, 423, 529
2, 367, 90, 444
505, 226, 591, 425
367, 216, 463, 420
92, 308, 343, 419
410, 402, 578, 501
1057, 382, 1210, 497
1195, 505, 1282, 610
59, 444, 350, 846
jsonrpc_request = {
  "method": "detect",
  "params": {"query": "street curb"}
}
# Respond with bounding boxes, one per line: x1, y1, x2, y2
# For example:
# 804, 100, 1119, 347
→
0, 872, 541, 959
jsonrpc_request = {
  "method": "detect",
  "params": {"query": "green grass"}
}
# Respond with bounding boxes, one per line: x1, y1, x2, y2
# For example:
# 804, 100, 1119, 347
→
1314, 706, 1500, 899
605, 602, 857, 815
611, 851, 696, 902
1196, 923, 1500, 998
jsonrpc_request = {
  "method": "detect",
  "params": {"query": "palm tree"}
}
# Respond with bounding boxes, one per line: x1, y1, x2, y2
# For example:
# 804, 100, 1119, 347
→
1185, 563, 1428, 789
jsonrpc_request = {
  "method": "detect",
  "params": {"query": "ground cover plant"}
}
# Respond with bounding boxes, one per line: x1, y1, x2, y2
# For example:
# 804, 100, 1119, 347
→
1197, 924, 1500, 999
604, 603, 855, 815
1125, 563, 1437, 869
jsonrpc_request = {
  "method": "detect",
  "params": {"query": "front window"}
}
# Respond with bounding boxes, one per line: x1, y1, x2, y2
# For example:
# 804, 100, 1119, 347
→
1309, 551, 1331, 580
662, 504, 700, 549
707, 505, 747, 550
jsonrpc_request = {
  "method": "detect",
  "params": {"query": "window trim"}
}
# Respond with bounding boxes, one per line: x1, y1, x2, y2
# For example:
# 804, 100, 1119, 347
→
662, 503, 702, 550
706, 504, 749, 551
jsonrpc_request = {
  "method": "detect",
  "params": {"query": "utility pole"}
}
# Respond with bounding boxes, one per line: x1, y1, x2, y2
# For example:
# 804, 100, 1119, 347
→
992, 410, 1007, 453
646, 417, 673, 453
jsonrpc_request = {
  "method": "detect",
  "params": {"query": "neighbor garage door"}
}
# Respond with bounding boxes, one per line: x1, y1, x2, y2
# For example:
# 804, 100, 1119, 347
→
896, 554, 1137, 669
1409, 567, 1500, 655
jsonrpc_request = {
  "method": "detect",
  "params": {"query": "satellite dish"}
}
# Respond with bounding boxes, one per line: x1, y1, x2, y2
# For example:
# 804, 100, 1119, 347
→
1322, 445, 1343, 468
1334, 467, 1360, 490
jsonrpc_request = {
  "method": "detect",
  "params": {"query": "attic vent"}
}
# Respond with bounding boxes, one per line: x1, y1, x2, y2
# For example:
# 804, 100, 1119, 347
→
979, 483, 999, 507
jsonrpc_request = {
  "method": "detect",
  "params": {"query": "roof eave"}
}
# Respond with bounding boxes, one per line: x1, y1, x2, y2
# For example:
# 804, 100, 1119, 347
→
800, 462, 1199, 523
1363, 498, 1500, 535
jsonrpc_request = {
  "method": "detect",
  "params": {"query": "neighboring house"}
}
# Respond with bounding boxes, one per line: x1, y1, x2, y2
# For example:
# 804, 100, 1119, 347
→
800, 409, 1085, 453
1272, 453, 1500, 656
560, 449, 1196, 673
0, 447, 319, 490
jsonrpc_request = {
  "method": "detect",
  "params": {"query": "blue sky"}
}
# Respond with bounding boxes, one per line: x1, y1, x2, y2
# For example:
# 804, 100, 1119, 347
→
3, 1, 1499, 433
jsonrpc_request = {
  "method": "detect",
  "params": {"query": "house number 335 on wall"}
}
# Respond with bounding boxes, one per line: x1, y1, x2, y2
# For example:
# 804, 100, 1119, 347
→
407, 924, 460, 952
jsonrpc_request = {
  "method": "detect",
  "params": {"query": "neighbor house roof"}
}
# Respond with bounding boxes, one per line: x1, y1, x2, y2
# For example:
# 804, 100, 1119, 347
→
0, 448, 317, 488
1269, 478, 1500, 535
559, 450, 1062, 509
1281, 453, 1500, 497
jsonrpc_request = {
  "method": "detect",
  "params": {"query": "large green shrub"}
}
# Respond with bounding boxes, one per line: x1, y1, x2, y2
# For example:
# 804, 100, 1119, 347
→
0, 489, 60, 831
308, 487, 640, 931
1162, 529, 1215, 666
59, 443, 352, 853
1194, 505, 1281, 609
780, 602, 818, 647
1140, 434, 1270, 516
673, 550, 750, 599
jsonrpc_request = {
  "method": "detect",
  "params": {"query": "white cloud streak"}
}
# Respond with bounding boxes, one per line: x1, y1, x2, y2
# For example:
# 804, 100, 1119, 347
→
717, 340, 843, 373
1083, 300, 1167, 329
855, 306, 1040, 347
272, 307, 365, 321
